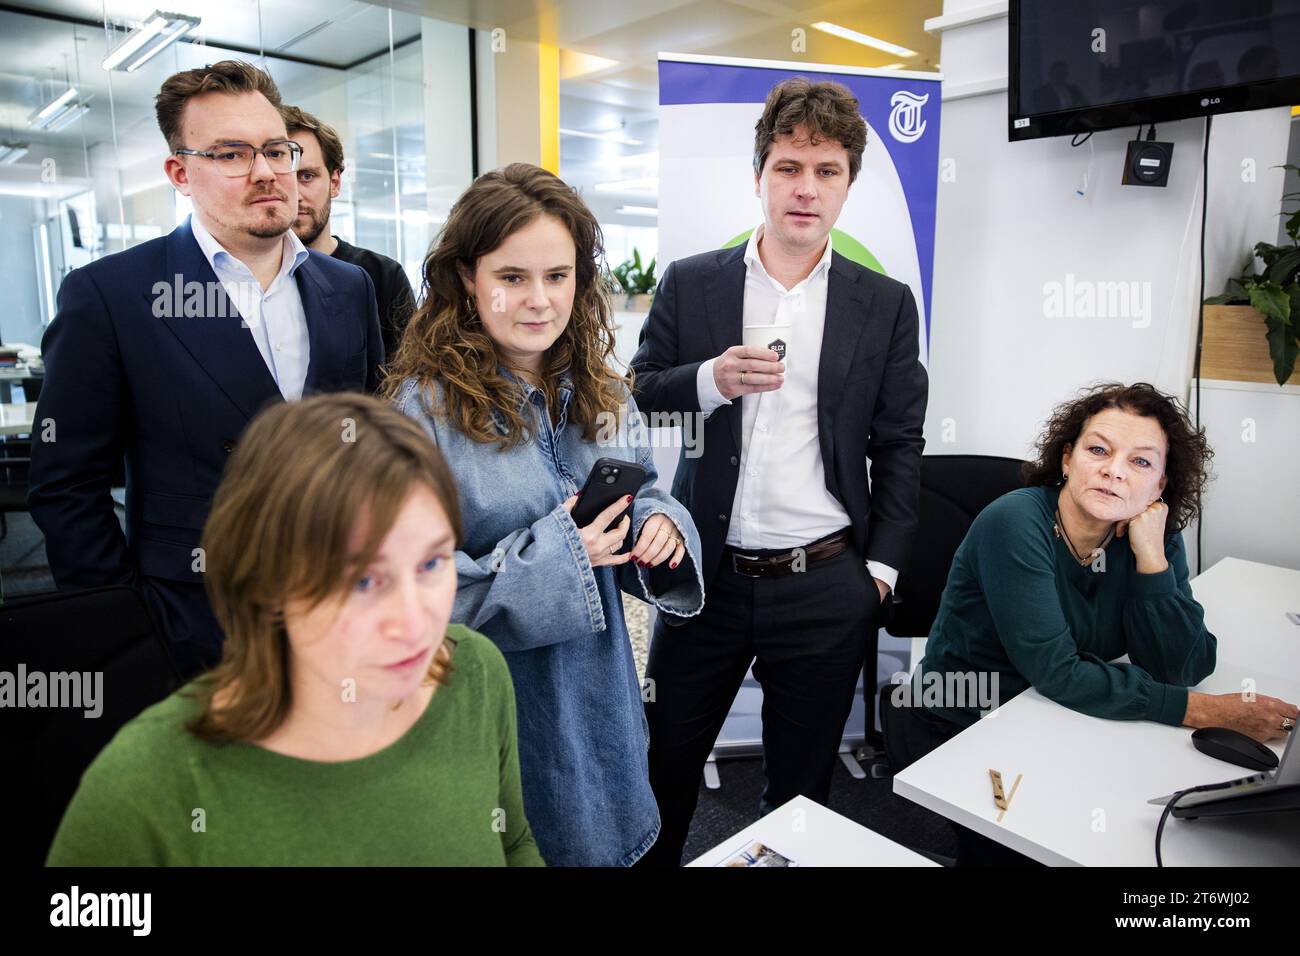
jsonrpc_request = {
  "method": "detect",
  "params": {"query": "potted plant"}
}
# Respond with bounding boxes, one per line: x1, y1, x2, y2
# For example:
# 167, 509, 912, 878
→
1203, 164, 1300, 386
610, 248, 657, 312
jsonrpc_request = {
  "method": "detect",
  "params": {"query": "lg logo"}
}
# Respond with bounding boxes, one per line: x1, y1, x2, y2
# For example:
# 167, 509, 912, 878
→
1200, 96, 1221, 107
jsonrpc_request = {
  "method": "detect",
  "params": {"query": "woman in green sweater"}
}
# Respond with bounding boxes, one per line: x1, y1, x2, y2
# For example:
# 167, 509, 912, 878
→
883, 382, 1297, 865
47, 394, 543, 866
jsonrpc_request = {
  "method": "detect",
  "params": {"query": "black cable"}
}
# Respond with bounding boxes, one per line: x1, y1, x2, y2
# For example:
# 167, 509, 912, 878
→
1148, 123, 1158, 141
1070, 131, 1093, 147
1194, 114, 1212, 575
1155, 780, 1235, 866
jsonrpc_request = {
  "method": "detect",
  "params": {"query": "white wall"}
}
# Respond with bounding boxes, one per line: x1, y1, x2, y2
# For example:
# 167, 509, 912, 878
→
926, 1, 1295, 572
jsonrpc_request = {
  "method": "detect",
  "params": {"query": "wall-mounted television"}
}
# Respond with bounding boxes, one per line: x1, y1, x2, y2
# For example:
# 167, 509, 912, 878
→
1009, 0, 1300, 141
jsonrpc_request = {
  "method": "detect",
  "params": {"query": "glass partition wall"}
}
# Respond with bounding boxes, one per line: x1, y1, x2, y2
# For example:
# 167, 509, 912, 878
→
0, 1, 474, 350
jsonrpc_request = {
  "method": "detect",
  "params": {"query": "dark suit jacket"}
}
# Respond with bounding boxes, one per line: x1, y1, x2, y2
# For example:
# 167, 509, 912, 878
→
28, 219, 383, 595
631, 243, 928, 590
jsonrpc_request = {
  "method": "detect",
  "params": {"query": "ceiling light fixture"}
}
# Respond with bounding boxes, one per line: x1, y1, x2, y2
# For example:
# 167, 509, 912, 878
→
28, 87, 80, 129
593, 177, 658, 192
102, 11, 200, 72
560, 127, 643, 147
46, 103, 91, 132
0, 142, 31, 164
812, 22, 917, 58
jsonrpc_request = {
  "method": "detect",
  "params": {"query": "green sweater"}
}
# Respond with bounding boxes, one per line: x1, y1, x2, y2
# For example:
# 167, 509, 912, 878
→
918, 486, 1217, 729
47, 625, 544, 866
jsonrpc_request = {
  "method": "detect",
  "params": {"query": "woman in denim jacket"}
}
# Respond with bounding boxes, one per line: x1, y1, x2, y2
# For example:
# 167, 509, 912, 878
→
386, 163, 705, 866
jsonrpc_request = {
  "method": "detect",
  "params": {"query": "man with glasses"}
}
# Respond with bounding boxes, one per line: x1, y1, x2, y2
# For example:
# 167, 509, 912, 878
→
28, 60, 383, 680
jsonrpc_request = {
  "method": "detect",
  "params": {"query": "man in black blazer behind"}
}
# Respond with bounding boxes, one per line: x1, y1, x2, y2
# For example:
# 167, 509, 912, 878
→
28, 60, 382, 681
632, 78, 928, 865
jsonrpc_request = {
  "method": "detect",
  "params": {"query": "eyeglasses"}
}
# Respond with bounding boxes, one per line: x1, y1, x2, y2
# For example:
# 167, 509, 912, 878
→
172, 140, 303, 177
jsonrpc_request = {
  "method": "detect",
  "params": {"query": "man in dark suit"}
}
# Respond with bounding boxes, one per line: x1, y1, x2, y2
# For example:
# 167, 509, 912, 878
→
632, 77, 928, 865
28, 60, 382, 680
282, 105, 416, 368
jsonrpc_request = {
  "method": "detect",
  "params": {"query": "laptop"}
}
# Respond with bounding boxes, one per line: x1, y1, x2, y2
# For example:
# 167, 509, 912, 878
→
1148, 726, 1300, 818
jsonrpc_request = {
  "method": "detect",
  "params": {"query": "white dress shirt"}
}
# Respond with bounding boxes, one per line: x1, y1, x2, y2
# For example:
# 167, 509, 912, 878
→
696, 225, 898, 593
189, 213, 311, 401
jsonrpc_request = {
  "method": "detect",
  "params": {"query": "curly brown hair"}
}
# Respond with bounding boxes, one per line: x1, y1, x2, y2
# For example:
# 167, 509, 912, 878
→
753, 77, 868, 182
382, 162, 628, 447
1021, 382, 1213, 532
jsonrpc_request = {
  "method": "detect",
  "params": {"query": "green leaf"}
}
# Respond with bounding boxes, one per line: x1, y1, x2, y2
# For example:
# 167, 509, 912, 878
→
1262, 310, 1300, 385
1287, 208, 1300, 243
1249, 282, 1291, 324
1265, 247, 1300, 286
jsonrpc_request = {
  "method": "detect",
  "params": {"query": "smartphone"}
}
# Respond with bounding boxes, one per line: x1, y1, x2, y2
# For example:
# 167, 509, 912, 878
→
571, 458, 646, 551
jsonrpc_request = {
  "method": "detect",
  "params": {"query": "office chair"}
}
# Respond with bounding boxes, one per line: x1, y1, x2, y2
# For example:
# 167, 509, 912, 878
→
861, 455, 1025, 775
0, 586, 181, 866
0, 438, 29, 541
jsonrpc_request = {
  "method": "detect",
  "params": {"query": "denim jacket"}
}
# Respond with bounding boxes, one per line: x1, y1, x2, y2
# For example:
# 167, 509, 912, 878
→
392, 372, 705, 866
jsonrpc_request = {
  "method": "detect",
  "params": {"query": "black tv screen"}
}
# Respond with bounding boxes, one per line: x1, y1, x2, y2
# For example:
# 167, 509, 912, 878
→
1009, 0, 1300, 141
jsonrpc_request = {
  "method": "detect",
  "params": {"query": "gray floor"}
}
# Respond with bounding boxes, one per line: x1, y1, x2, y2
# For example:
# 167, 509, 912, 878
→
0, 510, 54, 600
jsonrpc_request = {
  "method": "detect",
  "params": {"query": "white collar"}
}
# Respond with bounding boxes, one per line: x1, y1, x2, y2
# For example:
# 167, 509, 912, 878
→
189, 213, 308, 279
742, 223, 834, 284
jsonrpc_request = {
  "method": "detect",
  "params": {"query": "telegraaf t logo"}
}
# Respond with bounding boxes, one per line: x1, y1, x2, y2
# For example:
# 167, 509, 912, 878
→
888, 90, 929, 144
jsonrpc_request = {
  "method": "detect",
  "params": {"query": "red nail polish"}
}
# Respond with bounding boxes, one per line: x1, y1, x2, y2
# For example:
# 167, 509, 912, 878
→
670, 561, 678, 569
625, 495, 633, 503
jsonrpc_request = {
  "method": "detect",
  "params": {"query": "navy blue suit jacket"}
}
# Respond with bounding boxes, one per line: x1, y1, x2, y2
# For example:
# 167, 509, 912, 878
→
631, 244, 929, 590
28, 219, 383, 593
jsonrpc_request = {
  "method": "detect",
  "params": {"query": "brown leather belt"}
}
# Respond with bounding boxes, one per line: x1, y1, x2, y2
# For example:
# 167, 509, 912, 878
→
725, 529, 851, 578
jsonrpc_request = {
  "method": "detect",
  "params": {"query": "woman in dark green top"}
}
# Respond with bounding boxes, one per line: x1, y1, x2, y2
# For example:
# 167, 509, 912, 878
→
884, 383, 1297, 865
48, 394, 543, 866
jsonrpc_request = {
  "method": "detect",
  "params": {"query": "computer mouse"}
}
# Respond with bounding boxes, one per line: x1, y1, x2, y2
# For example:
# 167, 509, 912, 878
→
1191, 727, 1279, 772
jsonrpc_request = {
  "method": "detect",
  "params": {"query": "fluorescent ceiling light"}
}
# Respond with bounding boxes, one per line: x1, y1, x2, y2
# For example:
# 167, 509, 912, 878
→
879, 63, 905, 70
46, 102, 90, 133
594, 177, 658, 192
102, 11, 200, 72
609, 151, 658, 167
812, 22, 917, 57
560, 50, 620, 80
616, 205, 658, 217
0, 143, 30, 165
28, 87, 79, 127
560, 127, 643, 146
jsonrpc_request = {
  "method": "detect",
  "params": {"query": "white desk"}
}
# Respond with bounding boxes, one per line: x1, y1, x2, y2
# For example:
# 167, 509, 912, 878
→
893, 557, 1300, 866
687, 795, 938, 867
0, 401, 36, 437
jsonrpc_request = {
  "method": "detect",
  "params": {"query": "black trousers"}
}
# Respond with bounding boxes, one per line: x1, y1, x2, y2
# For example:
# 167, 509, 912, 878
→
639, 542, 879, 867
882, 696, 1043, 867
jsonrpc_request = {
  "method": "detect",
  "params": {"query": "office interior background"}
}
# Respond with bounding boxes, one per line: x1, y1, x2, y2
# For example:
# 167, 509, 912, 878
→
3, 0, 1296, 589
1, 0, 1298, 869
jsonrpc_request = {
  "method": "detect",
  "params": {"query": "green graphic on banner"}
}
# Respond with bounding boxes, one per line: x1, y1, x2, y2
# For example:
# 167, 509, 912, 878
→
722, 227, 887, 276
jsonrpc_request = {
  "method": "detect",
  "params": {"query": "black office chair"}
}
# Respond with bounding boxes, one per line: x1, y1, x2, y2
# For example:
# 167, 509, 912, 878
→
0, 586, 181, 866
0, 438, 30, 541
862, 456, 1025, 767
19, 374, 43, 404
